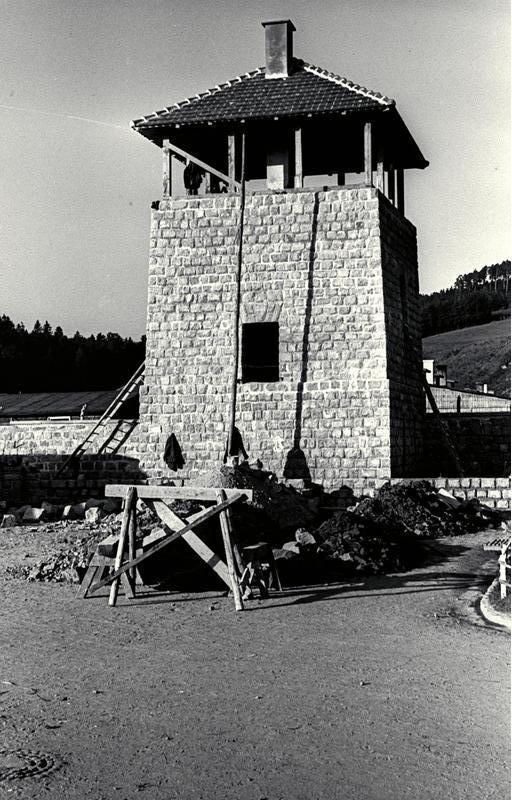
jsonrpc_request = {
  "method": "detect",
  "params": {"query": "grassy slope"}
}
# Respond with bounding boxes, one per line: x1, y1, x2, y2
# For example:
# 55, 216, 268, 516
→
422, 318, 511, 398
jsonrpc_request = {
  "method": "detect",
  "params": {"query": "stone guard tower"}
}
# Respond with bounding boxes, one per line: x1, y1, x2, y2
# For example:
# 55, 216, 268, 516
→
133, 20, 428, 493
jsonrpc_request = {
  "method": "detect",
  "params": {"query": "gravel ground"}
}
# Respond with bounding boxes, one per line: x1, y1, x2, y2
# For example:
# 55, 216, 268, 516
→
0, 527, 509, 800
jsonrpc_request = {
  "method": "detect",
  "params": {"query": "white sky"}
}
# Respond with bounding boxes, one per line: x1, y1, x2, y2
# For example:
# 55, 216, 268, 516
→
0, 0, 509, 338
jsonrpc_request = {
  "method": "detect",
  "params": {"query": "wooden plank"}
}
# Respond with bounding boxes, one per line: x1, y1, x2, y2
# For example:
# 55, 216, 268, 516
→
217, 489, 244, 611
89, 493, 247, 593
105, 484, 253, 502
76, 562, 99, 599
109, 486, 136, 606
163, 138, 240, 191
294, 127, 303, 188
162, 147, 172, 197
397, 168, 404, 214
364, 122, 373, 186
228, 134, 236, 185
151, 501, 231, 589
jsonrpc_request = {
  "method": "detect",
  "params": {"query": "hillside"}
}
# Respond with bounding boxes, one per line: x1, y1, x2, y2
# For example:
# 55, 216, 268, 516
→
422, 318, 511, 398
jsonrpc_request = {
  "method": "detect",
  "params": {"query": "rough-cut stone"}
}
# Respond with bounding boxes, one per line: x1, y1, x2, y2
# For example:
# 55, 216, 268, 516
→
71, 502, 87, 519
85, 506, 104, 524
1, 514, 16, 528
138, 186, 425, 491
22, 507, 46, 522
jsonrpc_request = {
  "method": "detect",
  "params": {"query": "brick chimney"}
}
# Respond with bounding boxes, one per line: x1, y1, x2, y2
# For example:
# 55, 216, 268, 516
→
262, 20, 295, 79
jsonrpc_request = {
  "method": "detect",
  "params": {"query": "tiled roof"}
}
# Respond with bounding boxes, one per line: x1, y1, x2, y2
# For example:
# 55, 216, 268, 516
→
132, 59, 394, 130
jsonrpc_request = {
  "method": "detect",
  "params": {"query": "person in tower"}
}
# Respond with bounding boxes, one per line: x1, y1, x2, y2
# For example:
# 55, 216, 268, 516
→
183, 160, 205, 195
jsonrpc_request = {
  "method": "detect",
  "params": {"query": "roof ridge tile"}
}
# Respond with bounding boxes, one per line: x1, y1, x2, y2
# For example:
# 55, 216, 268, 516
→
300, 60, 394, 106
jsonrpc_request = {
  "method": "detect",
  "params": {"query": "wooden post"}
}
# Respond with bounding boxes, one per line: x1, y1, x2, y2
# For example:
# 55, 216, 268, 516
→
228, 134, 236, 187
162, 145, 172, 198
397, 168, 405, 214
128, 502, 136, 584
337, 172, 345, 186
388, 167, 395, 204
294, 127, 303, 188
227, 132, 246, 458
109, 485, 136, 606
216, 489, 244, 611
364, 122, 373, 186
499, 548, 508, 600
204, 171, 211, 194
376, 159, 384, 192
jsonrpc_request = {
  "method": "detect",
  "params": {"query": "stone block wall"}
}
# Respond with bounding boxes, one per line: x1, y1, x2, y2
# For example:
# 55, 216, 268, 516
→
0, 421, 141, 505
379, 195, 424, 476
138, 185, 424, 492
426, 386, 511, 414
423, 412, 510, 477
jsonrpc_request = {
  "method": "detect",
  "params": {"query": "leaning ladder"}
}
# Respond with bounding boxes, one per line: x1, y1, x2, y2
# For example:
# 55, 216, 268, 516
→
57, 362, 145, 474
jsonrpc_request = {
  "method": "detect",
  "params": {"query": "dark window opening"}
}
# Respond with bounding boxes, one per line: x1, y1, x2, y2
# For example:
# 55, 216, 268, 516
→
241, 322, 279, 382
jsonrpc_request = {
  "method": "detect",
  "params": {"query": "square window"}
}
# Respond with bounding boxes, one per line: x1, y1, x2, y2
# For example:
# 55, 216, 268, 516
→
241, 322, 279, 382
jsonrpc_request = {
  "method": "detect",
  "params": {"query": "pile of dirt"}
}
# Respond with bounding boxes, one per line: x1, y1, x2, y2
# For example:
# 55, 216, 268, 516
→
354, 481, 504, 538
314, 512, 408, 575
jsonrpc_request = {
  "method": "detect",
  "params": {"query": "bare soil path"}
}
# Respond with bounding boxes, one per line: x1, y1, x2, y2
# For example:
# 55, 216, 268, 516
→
0, 530, 509, 800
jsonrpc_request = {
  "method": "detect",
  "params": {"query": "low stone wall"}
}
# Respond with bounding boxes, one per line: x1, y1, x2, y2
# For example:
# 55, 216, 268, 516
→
0, 420, 142, 505
426, 386, 511, 414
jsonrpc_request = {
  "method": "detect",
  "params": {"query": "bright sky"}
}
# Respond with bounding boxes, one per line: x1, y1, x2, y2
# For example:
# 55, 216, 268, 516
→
0, 0, 509, 338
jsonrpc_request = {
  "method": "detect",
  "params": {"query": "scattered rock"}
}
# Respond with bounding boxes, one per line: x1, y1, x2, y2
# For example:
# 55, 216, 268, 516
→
85, 507, 104, 525
1, 514, 17, 528
282, 541, 301, 555
295, 528, 316, 547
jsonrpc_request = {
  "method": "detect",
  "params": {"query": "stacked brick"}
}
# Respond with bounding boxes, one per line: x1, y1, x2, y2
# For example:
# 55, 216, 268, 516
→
138, 185, 424, 492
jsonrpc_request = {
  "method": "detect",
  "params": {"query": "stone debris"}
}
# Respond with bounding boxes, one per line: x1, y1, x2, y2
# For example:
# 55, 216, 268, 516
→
0, 477, 508, 585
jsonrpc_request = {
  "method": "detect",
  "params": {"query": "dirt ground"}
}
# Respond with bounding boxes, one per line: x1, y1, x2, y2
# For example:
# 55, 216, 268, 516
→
0, 526, 509, 800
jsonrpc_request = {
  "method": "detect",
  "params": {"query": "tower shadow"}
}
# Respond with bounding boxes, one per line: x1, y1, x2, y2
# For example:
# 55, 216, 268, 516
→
283, 192, 320, 482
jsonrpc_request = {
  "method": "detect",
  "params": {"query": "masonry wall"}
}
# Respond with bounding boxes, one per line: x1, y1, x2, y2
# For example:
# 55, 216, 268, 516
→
138, 185, 423, 492
423, 412, 510, 477
379, 195, 424, 476
426, 386, 511, 413
0, 421, 141, 505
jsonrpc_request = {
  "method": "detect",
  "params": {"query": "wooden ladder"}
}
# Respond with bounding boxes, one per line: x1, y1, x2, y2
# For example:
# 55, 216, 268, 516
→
57, 362, 145, 474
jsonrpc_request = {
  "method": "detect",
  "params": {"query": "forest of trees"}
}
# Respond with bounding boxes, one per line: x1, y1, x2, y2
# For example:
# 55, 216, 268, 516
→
421, 260, 510, 337
0, 316, 145, 392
